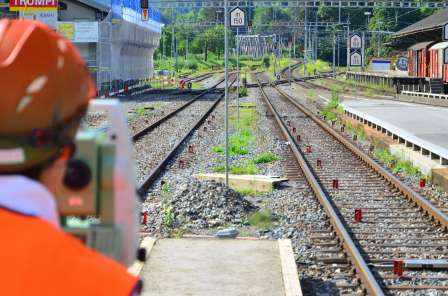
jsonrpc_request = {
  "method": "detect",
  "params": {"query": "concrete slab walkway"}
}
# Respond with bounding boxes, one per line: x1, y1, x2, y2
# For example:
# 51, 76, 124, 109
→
141, 238, 299, 296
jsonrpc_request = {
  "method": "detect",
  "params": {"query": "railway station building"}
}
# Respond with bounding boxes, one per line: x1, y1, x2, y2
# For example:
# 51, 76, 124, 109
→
0, 0, 163, 95
392, 8, 448, 93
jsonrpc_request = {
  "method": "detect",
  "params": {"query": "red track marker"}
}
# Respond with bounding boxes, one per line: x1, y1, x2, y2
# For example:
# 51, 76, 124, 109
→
332, 179, 339, 189
419, 178, 426, 188
393, 260, 404, 277
354, 209, 362, 222
142, 212, 149, 225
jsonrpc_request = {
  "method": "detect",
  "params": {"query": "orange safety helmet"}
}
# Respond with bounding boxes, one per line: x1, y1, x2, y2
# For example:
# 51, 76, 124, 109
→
0, 19, 95, 173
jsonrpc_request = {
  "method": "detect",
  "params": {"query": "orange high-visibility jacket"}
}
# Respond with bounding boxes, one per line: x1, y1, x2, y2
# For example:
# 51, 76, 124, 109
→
0, 208, 140, 295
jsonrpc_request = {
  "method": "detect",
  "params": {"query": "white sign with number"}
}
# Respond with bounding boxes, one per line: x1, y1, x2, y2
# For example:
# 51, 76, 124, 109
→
350, 34, 362, 49
350, 52, 362, 66
230, 7, 245, 27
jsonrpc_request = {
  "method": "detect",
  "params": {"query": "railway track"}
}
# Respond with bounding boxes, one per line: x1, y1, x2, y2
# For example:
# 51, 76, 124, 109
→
256, 75, 448, 295
135, 74, 237, 194
132, 77, 227, 141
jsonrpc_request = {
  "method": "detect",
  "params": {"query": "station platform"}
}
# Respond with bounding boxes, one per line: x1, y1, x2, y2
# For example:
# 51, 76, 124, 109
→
346, 71, 424, 90
135, 237, 301, 296
341, 98, 448, 166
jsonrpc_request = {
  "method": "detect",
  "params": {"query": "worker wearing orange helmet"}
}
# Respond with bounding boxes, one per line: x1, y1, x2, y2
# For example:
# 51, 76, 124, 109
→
0, 19, 141, 295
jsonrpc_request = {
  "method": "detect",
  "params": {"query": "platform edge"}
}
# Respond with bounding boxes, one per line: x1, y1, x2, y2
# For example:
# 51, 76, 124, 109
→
128, 237, 157, 276
278, 239, 302, 296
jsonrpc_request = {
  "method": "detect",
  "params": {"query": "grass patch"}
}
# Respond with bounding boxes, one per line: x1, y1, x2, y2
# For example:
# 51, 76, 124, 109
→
321, 87, 342, 122
375, 148, 395, 166
212, 146, 225, 154
338, 76, 394, 94
228, 130, 253, 155
162, 204, 174, 228
239, 86, 248, 98
375, 148, 422, 177
248, 210, 272, 229
253, 151, 279, 164
299, 59, 331, 75
230, 160, 259, 175
135, 106, 149, 117
236, 188, 259, 196
213, 159, 260, 175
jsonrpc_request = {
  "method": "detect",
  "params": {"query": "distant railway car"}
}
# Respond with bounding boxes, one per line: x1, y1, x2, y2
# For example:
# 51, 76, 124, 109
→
408, 41, 435, 77
429, 41, 448, 82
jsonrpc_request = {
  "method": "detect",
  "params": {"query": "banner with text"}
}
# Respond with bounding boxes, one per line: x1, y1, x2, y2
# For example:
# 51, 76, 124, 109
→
10, 0, 57, 11
57, 22, 99, 43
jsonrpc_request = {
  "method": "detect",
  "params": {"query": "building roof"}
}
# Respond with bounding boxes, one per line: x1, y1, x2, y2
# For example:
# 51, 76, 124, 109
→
394, 9, 448, 38
408, 41, 434, 50
430, 41, 448, 50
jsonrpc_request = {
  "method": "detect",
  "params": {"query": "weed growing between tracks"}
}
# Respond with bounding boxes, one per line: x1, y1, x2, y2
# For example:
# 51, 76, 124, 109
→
375, 148, 422, 177
210, 101, 280, 177
321, 88, 344, 123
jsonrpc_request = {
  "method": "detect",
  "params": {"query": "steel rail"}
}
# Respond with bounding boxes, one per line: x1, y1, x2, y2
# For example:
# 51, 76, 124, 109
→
137, 75, 237, 194
274, 86, 448, 230
132, 75, 225, 142
256, 77, 385, 295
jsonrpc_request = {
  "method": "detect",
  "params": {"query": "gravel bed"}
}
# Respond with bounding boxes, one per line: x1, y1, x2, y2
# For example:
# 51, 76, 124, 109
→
125, 93, 197, 134
133, 95, 217, 185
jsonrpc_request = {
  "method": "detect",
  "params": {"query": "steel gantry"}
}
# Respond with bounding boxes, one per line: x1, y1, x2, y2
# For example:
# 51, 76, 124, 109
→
148, 0, 448, 9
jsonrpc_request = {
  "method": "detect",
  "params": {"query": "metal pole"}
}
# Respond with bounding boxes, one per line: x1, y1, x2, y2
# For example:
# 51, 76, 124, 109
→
289, 43, 292, 85
337, 5, 341, 70
361, 31, 365, 71
347, 22, 350, 72
186, 36, 188, 60
293, 31, 296, 58
224, 0, 229, 186
237, 27, 240, 128
304, 6, 307, 76
333, 32, 336, 76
